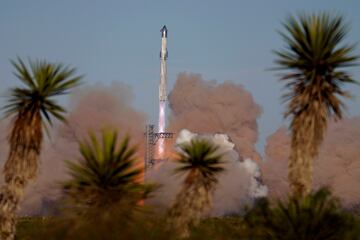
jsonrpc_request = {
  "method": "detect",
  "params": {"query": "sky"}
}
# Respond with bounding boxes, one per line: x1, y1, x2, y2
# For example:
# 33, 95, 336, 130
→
1, 0, 360, 154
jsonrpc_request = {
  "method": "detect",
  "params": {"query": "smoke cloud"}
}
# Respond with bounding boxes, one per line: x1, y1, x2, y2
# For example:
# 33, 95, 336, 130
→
261, 117, 360, 206
167, 73, 263, 162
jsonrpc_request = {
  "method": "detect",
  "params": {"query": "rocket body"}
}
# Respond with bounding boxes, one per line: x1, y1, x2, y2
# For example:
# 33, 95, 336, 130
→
158, 25, 168, 157
159, 25, 168, 102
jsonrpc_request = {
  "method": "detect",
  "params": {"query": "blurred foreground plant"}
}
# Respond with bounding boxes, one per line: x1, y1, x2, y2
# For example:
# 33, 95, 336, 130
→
62, 130, 154, 214
16, 130, 157, 239
244, 188, 356, 240
167, 139, 225, 238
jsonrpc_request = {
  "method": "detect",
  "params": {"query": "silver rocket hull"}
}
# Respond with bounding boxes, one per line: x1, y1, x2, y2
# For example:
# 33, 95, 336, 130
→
159, 26, 168, 101
159, 59, 167, 101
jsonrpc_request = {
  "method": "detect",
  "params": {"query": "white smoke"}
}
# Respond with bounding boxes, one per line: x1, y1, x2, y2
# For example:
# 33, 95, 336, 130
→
147, 129, 268, 216
242, 159, 268, 199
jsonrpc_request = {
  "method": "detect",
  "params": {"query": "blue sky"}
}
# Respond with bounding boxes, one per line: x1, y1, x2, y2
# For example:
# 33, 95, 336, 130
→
1, 0, 359, 153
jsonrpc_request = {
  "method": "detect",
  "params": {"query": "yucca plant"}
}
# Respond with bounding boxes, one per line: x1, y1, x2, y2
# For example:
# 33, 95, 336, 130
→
63, 130, 150, 214
274, 13, 358, 197
167, 139, 225, 238
244, 188, 354, 240
0, 58, 82, 240
58, 130, 155, 239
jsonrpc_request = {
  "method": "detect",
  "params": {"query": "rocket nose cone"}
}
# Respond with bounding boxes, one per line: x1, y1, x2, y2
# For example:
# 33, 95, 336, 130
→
161, 25, 168, 38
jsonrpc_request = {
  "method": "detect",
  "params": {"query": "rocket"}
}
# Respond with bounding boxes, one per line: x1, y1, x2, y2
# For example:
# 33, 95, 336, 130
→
159, 25, 168, 101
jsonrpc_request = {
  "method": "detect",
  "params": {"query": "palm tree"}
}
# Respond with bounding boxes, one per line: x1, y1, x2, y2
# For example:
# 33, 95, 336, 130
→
167, 139, 224, 238
0, 58, 82, 240
274, 13, 358, 197
63, 130, 149, 212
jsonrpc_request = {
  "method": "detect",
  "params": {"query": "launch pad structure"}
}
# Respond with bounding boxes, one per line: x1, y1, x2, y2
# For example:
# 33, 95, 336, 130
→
144, 125, 173, 170
144, 25, 173, 171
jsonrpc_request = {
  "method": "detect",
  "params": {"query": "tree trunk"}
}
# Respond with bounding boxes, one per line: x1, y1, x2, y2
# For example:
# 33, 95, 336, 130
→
167, 175, 212, 238
288, 146, 313, 197
0, 111, 42, 239
288, 101, 324, 198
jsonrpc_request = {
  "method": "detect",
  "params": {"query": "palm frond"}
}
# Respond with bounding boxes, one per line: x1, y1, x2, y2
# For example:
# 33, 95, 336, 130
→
63, 130, 147, 206
3, 58, 83, 125
175, 139, 225, 184
275, 12, 358, 120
